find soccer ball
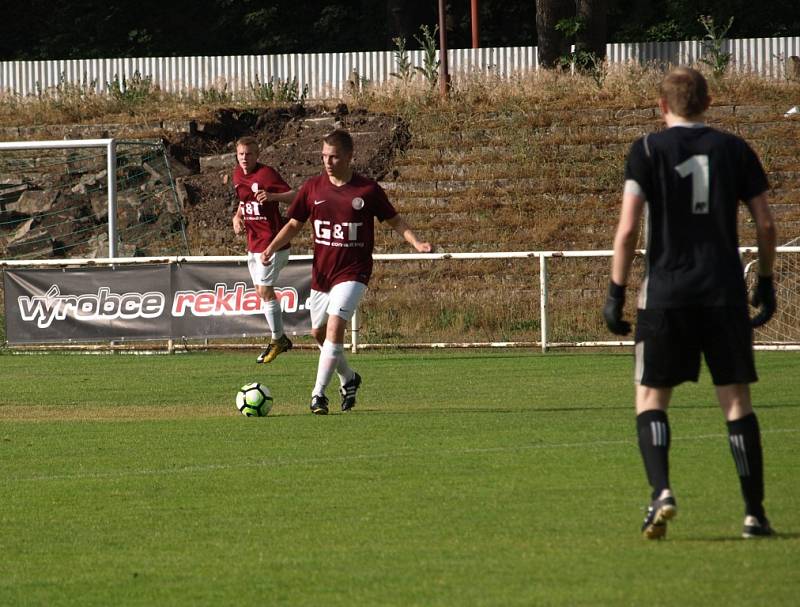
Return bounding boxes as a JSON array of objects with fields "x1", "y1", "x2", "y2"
[{"x1": 235, "y1": 382, "x2": 273, "y2": 417}]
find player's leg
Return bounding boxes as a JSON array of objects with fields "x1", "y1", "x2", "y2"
[
  {"x1": 312, "y1": 314, "x2": 354, "y2": 388},
  {"x1": 636, "y1": 385, "x2": 678, "y2": 539},
  {"x1": 251, "y1": 250, "x2": 292, "y2": 363},
  {"x1": 716, "y1": 384, "x2": 771, "y2": 536},
  {"x1": 636, "y1": 386, "x2": 674, "y2": 501},
  {"x1": 308, "y1": 289, "x2": 331, "y2": 414},
  {"x1": 310, "y1": 282, "x2": 365, "y2": 412},
  {"x1": 703, "y1": 306, "x2": 773, "y2": 537},
  {"x1": 634, "y1": 308, "x2": 698, "y2": 539},
  {"x1": 311, "y1": 315, "x2": 348, "y2": 409},
  {"x1": 329, "y1": 282, "x2": 364, "y2": 411}
]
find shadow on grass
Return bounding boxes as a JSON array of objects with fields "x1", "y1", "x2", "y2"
[
  {"x1": 366, "y1": 351, "x2": 635, "y2": 363},
  {"x1": 350, "y1": 404, "x2": 633, "y2": 415},
  {"x1": 678, "y1": 531, "x2": 799, "y2": 542}
]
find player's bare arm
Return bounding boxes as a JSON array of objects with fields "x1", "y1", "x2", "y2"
[
  {"x1": 386, "y1": 215, "x2": 433, "y2": 253},
  {"x1": 747, "y1": 191, "x2": 779, "y2": 327},
  {"x1": 265, "y1": 190, "x2": 297, "y2": 204},
  {"x1": 747, "y1": 192, "x2": 777, "y2": 277},
  {"x1": 260, "y1": 218, "x2": 304, "y2": 264},
  {"x1": 232, "y1": 207, "x2": 245, "y2": 235},
  {"x1": 611, "y1": 191, "x2": 644, "y2": 286},
  {"x1": 602, "y1": 190, "x2": 644, "y2": 335}
]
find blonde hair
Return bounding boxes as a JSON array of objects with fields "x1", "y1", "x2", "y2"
[
  {"x1": 235, "y1": 136, "x2": 259, "y2": 149},
  {"x1": 659, "y1": 67, "x2": 710, "y2": 119}
]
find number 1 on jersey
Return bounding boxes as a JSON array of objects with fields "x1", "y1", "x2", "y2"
[{"x1": 675, "y1": 155, "x2": 710, "y2": 214}]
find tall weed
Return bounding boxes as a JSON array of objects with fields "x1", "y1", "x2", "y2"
[
  {"x1": 699, "y1": 15, "x2": 734, "y2": 78},
  {"x1": 247, "y1": 75, "x2": 308, "y2": 104},
  {"x1": 107, "y1": 71, "x2": 158, "y2": 107},
  {"x1": 414, "y1": 24, "x2": 440, "y2": 89}
]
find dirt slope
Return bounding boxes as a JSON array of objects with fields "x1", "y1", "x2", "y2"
[{"x1": 165, "y1": 104, "x2": 407, "y2": 255}]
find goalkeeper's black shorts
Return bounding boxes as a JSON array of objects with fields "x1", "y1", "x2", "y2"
[{"x1": 634, "y1": 306, "x2": 757, "y2": 388}]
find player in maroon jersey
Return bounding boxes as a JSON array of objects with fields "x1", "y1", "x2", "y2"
[
  {"x1": 232, "y1": 136, "x2": 296, "y2": 364},
  {"x1": 262, "y1": 129, "x2": 433, "y2": 414}
]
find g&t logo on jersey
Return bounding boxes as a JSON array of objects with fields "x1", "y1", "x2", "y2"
[
  {"x1": 313, "y1": 220, "x2": 365, "y2": 248},
  {"x1": 241, "y1": 200, "x2": 263, "y2": 217}
]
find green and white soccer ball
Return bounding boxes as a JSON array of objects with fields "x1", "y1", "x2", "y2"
[{"x1": 235, "y1": 382, "x2": 273, "y2": 417}]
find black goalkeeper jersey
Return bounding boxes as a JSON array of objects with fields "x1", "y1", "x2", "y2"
[{"x1": 624, "y1": 124, "x2": 769, "y2": 309}]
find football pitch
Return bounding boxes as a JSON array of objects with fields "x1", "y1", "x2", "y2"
[{"x1": 1, "y1": 349, "x2": 798, "y2": 606}]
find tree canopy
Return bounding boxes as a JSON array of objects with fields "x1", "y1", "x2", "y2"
[{"x1": 1, "y1": 0, "x2": 798, "y2": 61}]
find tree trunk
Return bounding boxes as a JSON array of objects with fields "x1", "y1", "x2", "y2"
[
  {"x1": 386, "y1": 0, "x2": 407, "y2": 47},
  {"x1": 536, "y1": 0, "x2": 573, "y2": 69},
  {"x1": 575, "y1": 0, "x2": 607, "y2": 61}
]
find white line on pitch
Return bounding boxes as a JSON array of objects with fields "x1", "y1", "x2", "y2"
[{"x1": 9, "y1": 428, "x2": 799, "y2": 484}]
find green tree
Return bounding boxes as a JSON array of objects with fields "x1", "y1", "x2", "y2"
[{"x1": 1, "y1": 0, "x2": 799, "y2": 61}]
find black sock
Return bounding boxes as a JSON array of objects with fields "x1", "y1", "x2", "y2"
[
  {"x1": 727, "y1": 413, "x2": 765, "y2": 519},
  {"x1": 637, "y1": 410, "x2": 671, "y2": 501}
]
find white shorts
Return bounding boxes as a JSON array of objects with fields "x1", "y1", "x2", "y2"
[
  {"x1": 247, "y1": 249, "x2": 289, "y2": 287},
  {"x1": 309, "y1": 281, "x2": 367, "y2": 329}
]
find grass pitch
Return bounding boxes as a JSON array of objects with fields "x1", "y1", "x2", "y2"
[{"x1": 1, "y1": 349, "x2": 798, "y2": 606}]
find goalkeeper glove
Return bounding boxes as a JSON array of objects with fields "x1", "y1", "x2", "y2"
[
  {"x1": 750, "y1": 274, "x2": 776, "y2": 328},
  {"x1": 602, "y1": 281, "x2": 632, "y2": 335}
]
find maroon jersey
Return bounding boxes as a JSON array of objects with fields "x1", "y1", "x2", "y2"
[
  {"x1": 288, "y1": 173, "x2": 398, "y2": 291},
  {"x1": 233, "y1": 163, "x2": 291, "y2": 253}
]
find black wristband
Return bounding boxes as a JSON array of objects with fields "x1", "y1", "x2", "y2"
[{"x1": 608, "y1": 281, "x2": 626, "y2": 299}]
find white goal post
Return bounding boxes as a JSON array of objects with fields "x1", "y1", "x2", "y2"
[{"x1": 0, "y1": 139, "x2": 120, "y2": 257}]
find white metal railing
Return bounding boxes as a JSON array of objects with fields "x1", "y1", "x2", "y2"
[
  {"x1": 2, "y1": 37, "x2": 799, "y2": 99},
  {"x1": 3, "y1": 247, "x2": 798, "y2": 352}
]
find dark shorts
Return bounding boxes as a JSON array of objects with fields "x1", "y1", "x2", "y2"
[{"x1": 634, "y1": 306, "x2": 757, "y2": 387}]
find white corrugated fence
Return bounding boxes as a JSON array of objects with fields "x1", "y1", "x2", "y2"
[{"x1": 1, "y1": 37, "x2": 799, "y2": 99}]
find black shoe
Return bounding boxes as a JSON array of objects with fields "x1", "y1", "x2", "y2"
[
  {"x1": 340, "y1": 372, "x2": 362, "y2": 412},
  {"x1": 742, "y1": 514, "x2": 775, "y2": 538},
  {"x1": 641, "y1": 495, "x2": 677, "y2": 540},
  {"x1": 256, "y1": 335, "x2": 293, "y2": 364},
  {"x1": 310, "y1": 394, "x2": 329, "y2": 415}
]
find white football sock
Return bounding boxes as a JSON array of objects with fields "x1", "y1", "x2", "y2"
[
  {"x1": 313, "y1": 340, "x2": 342, "y2": 397},
  {"x1": 336, "y1": 351, "x2": 354, "y2": 387},
  {"x1": 263, "y1": 299, "x2": 283, "y2": 340}
]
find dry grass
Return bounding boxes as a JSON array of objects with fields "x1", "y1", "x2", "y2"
[
  {"x1": 0, "y1": 89, "x2": 210, "y2": 128},
  {"x1": 350, "y1": 62, "x2": 800, "y2": 116},
  {"x1": 4, "y1": 62, "x2": 797, "y2": 129}
]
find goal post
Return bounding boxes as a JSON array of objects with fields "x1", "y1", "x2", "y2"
[
  {"x1": 745, "y1": 238, "x2": 800, "y2": 346},
  {"x1": 0, "y1": 138, "x2": 188, "y2": 261},
  {"x1": 0, "y1": 139, "x2": 120, "y2": 256}
]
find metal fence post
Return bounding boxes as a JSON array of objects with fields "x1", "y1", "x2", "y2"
[
  {"x1": 539, "y1": 254, "x2": 548, "y2": 353},
  {"x1": 350, "y1": 306, "x2": 360, "y2": 353},
  {"x1": 106, "y1": 139, "x2": 118, "y2": 259}
]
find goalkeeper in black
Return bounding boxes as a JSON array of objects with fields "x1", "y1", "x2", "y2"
[{"x1": 603, "y1": 67, "x2": 778, "y2": 539}]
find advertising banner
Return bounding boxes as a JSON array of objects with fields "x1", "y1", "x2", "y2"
[
  {"x1": 169, "y1": 261, "x2": 312, "y2": 339},
  {"x1": 3, "y1": 261, "x2": 312, "y2": 344}
]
